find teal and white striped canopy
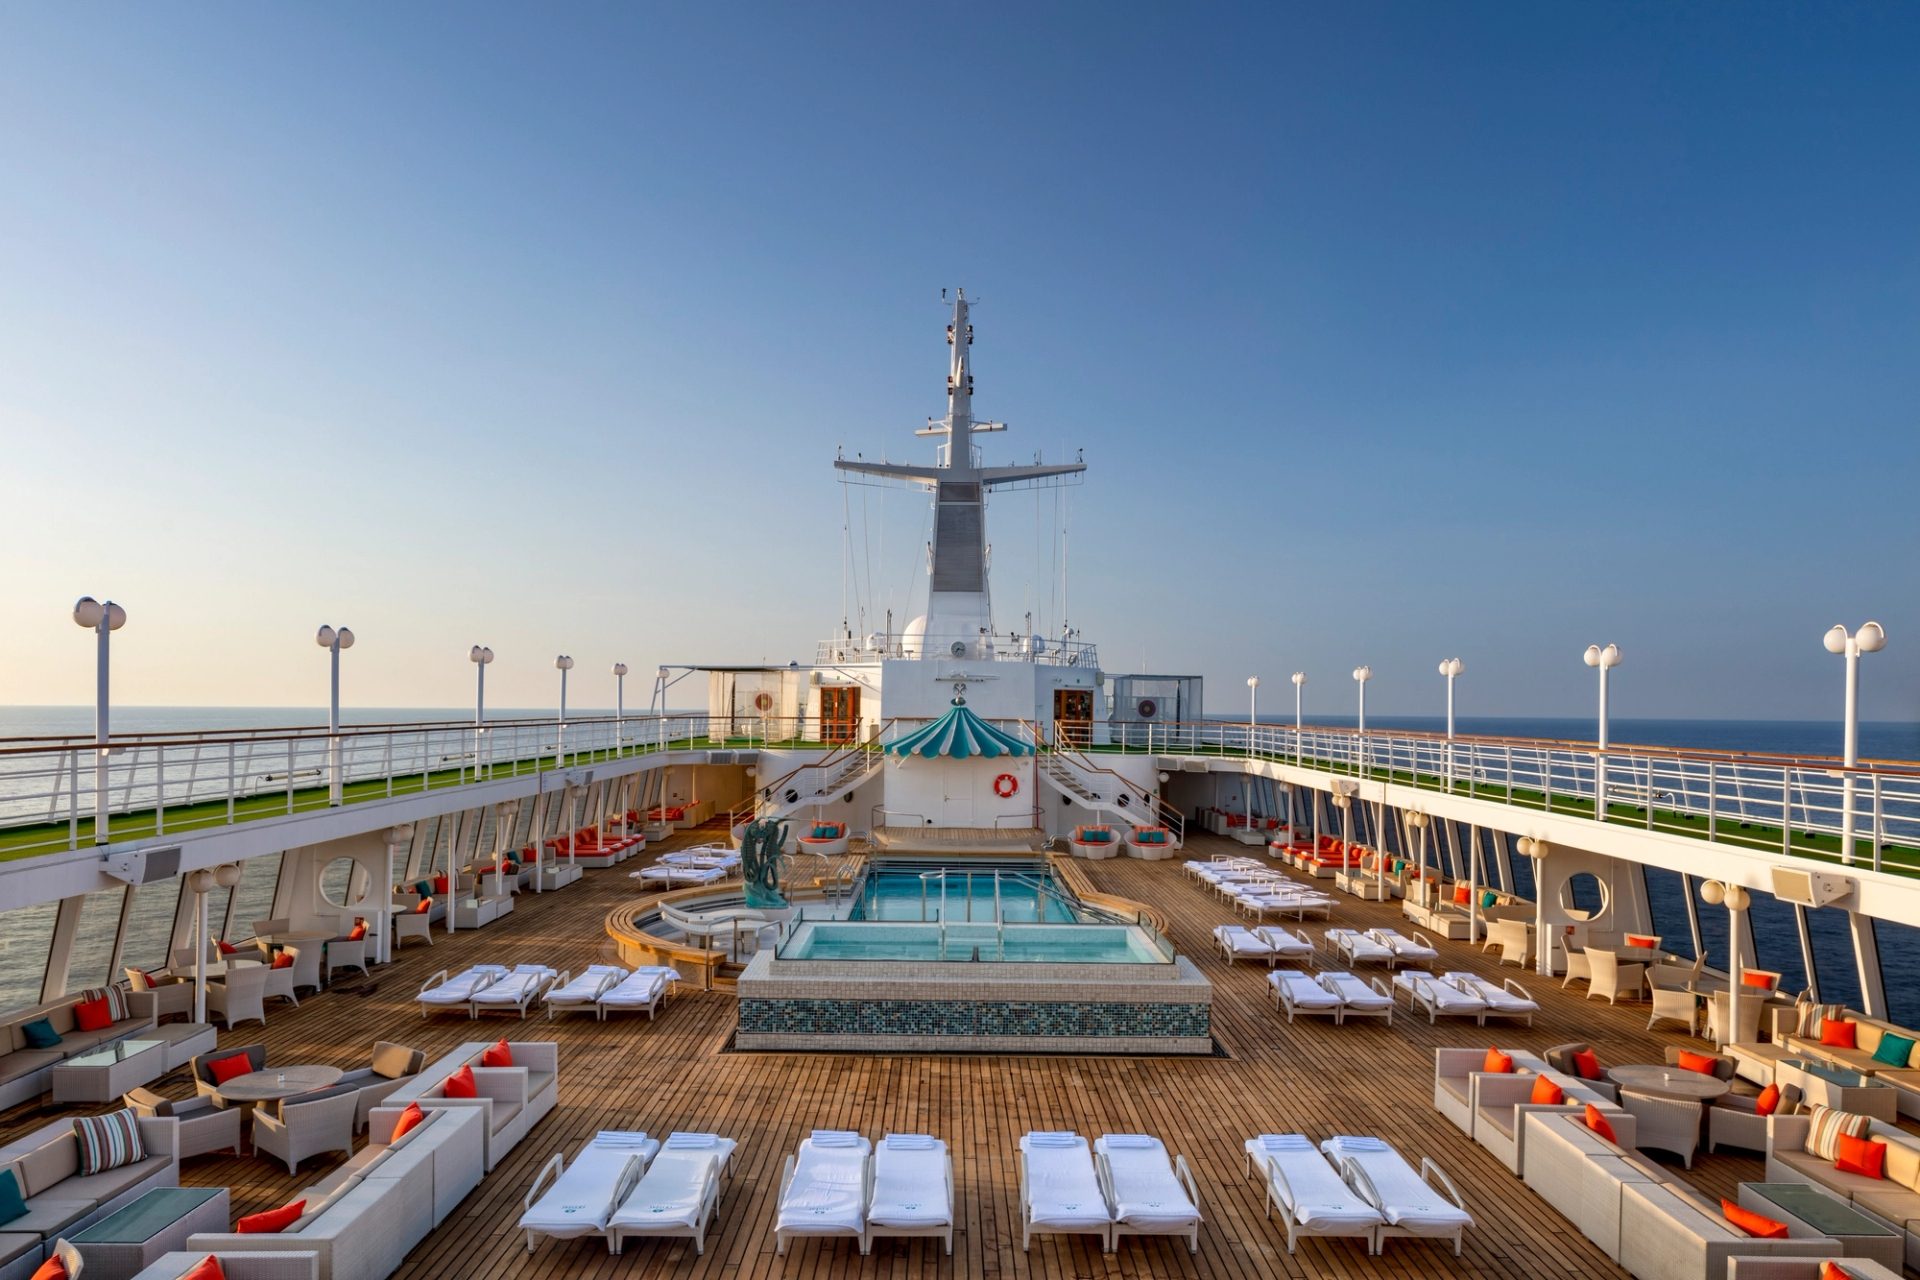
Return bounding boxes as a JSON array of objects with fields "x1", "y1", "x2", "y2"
[{"x1": 885, "y1": 699, "x2": 1034, "y2": 759}]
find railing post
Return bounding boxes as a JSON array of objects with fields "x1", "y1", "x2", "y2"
[
  {"x1": 1871, "y1": 775, "x2": 1883, "y2": 872},
  {"x1": 68, "y1": 750, "x2": 79, "y2": 850},
  {"x1": 225, "y1": 743, "x2": 236, "y2": 826},
  {"x1": 1707, "y1": 763, "x2": 1717, "y2": 843},
  {"x1": 1782, "y1": 772, "x2": 1793, "y2": 857},
  {"x1": 154, "y1": 745, "x2": 165, "y2": 834},
  {"x1": 286, "y1": 741, "x2": 295, "y2": 814}
]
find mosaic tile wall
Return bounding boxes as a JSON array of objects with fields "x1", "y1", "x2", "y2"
[{"x1": 737, "y1": 997, "x2": 1210, "y2": 1040}]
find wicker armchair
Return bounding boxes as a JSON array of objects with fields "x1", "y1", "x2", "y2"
[
  {"x1": 1541, "y1": 1042, "x2": 1620, "y2": 1103},
  {"x1": 1618, "y1": 1087, "x2": 1702, "y2": 1167},
  {"x1": 124, "y1": 1085, "x2": 243, "y2": 1158},
  {"x1": 207, "y1": 962, "x2": 270, "y2": 1029},
  {"x1": 251, "y1": 1086, "x2": 357, "y2": 1175},
  {"x1": 337, "y1": 1040, "x2": 426, "y2": 1131},
  {"x1": 191, "y1": 1043, "x2": 267, "y2": 1107},
  {"x1": 1646, "y1": 983, "x2": 1700, "y2": 1035},
  {"x1": 394, "y1": 905, "x2": 434, "y2": 948},
  {"x1": 125, "y1": 967, "x2": 194, "y2": 1021},
  {"x1": 325, "y1": 934, "x2": 369, "y2": 983},
  {"x1": 1586, "y1": 949, "x2": 1647, "y2": 1004},
  {"x1": 1707, "y1": 1083, "x2": 1801, "y2": 1154}
]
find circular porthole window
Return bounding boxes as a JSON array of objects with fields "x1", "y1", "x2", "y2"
[
  {"x1": 1138, "y1": 698, "x2": 1157, "y2": 718},
  {"x1": 1558, "y1": 871, "x2": 1608, "y2": 921},
  {"x1": 319, "y1": 856, "x2": 362, "y2": 908}
]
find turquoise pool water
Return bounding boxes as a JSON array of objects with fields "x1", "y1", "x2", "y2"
[
  {"x1": 848, "y1": 866, "x2": 1077, "y2": 923},
  {"x1": 782, "y1": 920, "x2": 1167, "y2": 963}
]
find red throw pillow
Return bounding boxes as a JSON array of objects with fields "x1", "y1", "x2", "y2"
[
  {"x1": 1821, "y1": 1019, "x2": 1859, "y2": 1049},
  {"x1": 433, "y1": 875, "x2": 450, "y2": 895},
  {"x1": 1483, "y1": 1047, "x2": 1514, "y2": 1074},
  {"x1": 271, "y1": 952, "x2": 294, "y2": 970},
  {"x1": 390, "y1": 1102, "x2": 426, "y2": 1142},
  {"x1": 28, "y1": 1254, "x2": 68, "y2": 1280},
  {"x1": 179, "y1": 1258, "x2": 227, "y2": 1280},
  {"x1": 414, "y1": 896, "x2": 432, "y2": 915},
  {"x1": 1530, "y1": 1076, "x2": 1566, "y2": 1106},
  {"x1": 442, "y1": 1064, "x2": 477, "y2": 1098},
  {"x1": 1453, "y1": 885, "x2": 1471, "y2": 905},
  {"x1": 1676, "y1": 1050, "x2": 1720, "y2": 1076},
  {"x1": 1835, "y1": 1133, "x2": 1888, "y2": 1179},
  {"x1": 236, "y1": 1199, "x2": 305, "y2": 1233},
  {"x1": 73, "y1": 997, "x2": 112, "y2": 1032},
  {"x1": 1584, "y1": 1104, "x2": 1618, "y2": 1144},
  {"x1": 1625, "y1": 934, "x2": 1657, "y2": 948},
  {"x1": 207, "y1": 1052, "x2": 255, "y2": 1085},
  {"x1": 1821, "y1": 1263, "x2": 1860, "y2": 1280},
  {"x1": 216, "y1": 940, "x2": 237, "y2": 955},
  {"x1": 1755, "y1": 1083, "x2": 1782, "y2": 1116},
  {"x1": 480, "y1": 1039, "x2": 513, "y2": 1068},
  {"x1": 143, "y1": 970, "x2": 162, "y2": 988},
  {"x1": 1720, "y1": 1199, "x2": 1789, "y2": 1239},
  {"x1": 347, "y1": 921, "x2": 367, "y2": 942},
  {"x1": 1742, "y1": 971, "x2": 1777, "y2": 990},
  {"x1": 1572, "y1": 1048, "x2": 1603, "y2": 1080}
]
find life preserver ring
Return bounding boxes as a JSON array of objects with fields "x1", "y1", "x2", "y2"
[
  {"x1": 993, "y1": 773, "x2": 1019, "y2": 798},
  {"x1": 752, "y1": 692, "x2": 774, "y2": 712}
]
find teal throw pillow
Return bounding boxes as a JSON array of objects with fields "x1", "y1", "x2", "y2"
[
  {"x1": 1873, "y1": 1031, "x2": 1916, "y2": 1068},
  {"x1": 0, "y1": 1169, "x2": 24, "y2": 1224},
  {"x1": 21, "y1": 1018, "x2": 60, "y2": 1050},
  {"x1": 1481, "y1": 891, "x2": 1499, "y2": 910}
]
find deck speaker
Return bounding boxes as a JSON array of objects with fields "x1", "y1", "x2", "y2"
[
  {"x1": 1769, "y1": 866, "x2": 1854, "y2": 909},
  {"x1": 103, "y1": 845, "x2": 182, "y2": 885}
]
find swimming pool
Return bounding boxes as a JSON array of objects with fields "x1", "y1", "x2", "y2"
[
  {"x1": 847, "y1": 861, "x2": 1079, "y2": 923},
  {"x1": 780, "y1": 920, "x2": 1169, "y2": 963}
]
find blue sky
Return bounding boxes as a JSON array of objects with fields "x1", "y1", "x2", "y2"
[{"x1": 1, "y1": 4, "x2": 1915, "y2": 723}]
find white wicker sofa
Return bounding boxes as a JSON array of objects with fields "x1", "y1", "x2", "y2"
[
  {"x1": 0, "y1": 1112, "x2": 180, "y2": 1275},
  {"x1": 0, "y1": 989, "x2": 161, "y2": 1109},
  {"x1": 1777, "y1": 1008, "x2": 1920, "y2": 1118},
  {"x1": 1766, "y1": 1111, "x2": 1920, "y2": 1270},
  {"x1": 131, "y1": 1253, "x2": 319, "y2": 1280},
  {"x1": 186, "y1": 1104, "x2": 483, "y2": 1280},
  {"x1": 381, "y1": 1040, "x2": 557, "y2": 1171}
]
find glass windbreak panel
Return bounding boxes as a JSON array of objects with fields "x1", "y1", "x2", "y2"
[
  {"x1": 121, "y1": 878, "x2": 182, "y2": 974},
  {"x1": 1805, "y1": 909, "x2": 1861, "y2": 1010},
  {"x1": 1873, "y1": 918, "x2": 1919, "y2": 1026},
  {"x1": 407, "y1": 817, "x2": 439, "y2": 880},
  {"x1": 0, "y1": 903, "x2": 59, "y2": 1016},
  {"x1": 201, "y1": 885, "x2": 234, "y2": 942},
  {"x1": 61, "y1": 887, "x2": 127, "y2": 995},
  {"x1": 225, "y1": 854, "x2": 283, "y2": 943},
  {"x1": 1642, "y1": 866, "x2": 1695, "y2": 960},
  {"x1": 1693, "y1": 877, "x2": 1730, "y2": 973},
  {"x1": 1505, "y1": 840, "x2": 1536, "y2": 901},
  {"x1": 319, "y1": 857, "x2": 356, "y2": 908},
  {"x1": 1743, "y1": 889, "x2": 1806, "y2": 994}
]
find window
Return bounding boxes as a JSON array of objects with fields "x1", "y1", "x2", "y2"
[
  {"x1": 0, "y1": 903, "x2": 60, "y2": 1016},
  {"x1": 1872, "y1": 917, "x2": 1919, "y2": 1025},
  {"x1": 405, "y1": 817, "x2": 438, "y2": 881},
  {"x1": 1693, "y1": 877, "x2": 1729, "y2": 973},
  {"x1": 1743, "y1": 889, "x2": 1806, "y2": 994},
  {"x1": 60, "y1": 887, "x2": 127, "y2": 995},
  {"x1": 199, "y1": 883, "x2": 235, "y2": 943},
  {"x1": 121, "y1": 877, "x2": 183, "y2": 974},
  {"x1": 1504, "y1": 835, "x2": 1536, "y2": 901},
  {"x1": 1642, "y1": 866, "x2": 1695, "y2": 960},
  {"x1": 319, "y1": 857, "x2": 359, "y2": 908},
  {"x1": 1806, "y1": 909, "x2": 1864, "y2": 1011},
  {"x1": 1560, "y1": 872, "x2": 1608, "y2": 920},
  {"x1": 224, "y1": 854, "x2": 284, "y2": 943}
]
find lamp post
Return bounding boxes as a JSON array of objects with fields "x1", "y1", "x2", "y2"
[
  {"x1": 1518, "y1": 836, "x2": 1551, "y2": 976},
  {"x1": 554, "y1": 655, "x2": 574, "y2": 765},
  {"x1": 469, "y1": 646, "x2": 493, "y2": 780},
  {"x1": 1246, "y1": 676, "x2": 1260, "y2": 751},
  {"x1": 316, "y1": 625, "x2": 354, "y2": 805},
  {"x1": 1291, "y1": 672, "x2": 1305, "y2": 765},
  {"x1": 1823, "y1": 622, "x2": 1886, "y2": 866},
  {"x1": 1406, "y1": 810, "x2": 1431, "y2": 907},
  {"x1": 1352, "y1": 666, "x2": 1372, "y2": 774},
  {"x1": 1438, "y1": 658, "x2": 1464, "y2": 791},
  {"x1": 1582, "y1": 644, "x2": 1622, "y2": 821},
  {"x1": 1699, "y1": 879, "x2": 1752, "y2": 1047},
  {"x1": 71, "y1": 597, "x2": 128, "y2": 844},
  {"x1": 614, "y1": 663, "x2": 630, "y2": 749}
]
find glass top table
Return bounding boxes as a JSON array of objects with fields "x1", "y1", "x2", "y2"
[
  {"x1": 1780, "y1": 1056, "x2": 1888, "y2": 1090},
  {"x1": 64, "y1": 1038, "x2": 163, "y2": 1068},
  {"x1": 72, "y1": 1188, "x2": 225, "y2": 1244}
]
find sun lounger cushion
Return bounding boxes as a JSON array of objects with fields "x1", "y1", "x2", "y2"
[
  {"x1": 1321, "y1": 1136, "x2": 1472, "y2": 1234},
  {"x1": 1270, "y1": 971, "x2": 1341, "y2": 1008},
  {"x1": 1214, "y1": 926, "x2": 1274, "y2": 956},
  {"x1": 1246, "y1": 1135, "x2": 1383, "y2": 1232},
  {"x1": 777, "y1": 1133, "x2": 870, "y2": 1236},
  {"x1": 520, "y1": 1136, "x2": 656, "y2": 1235},
  {"x1": 610, "y1": 1149, "x2": 716, "y2": 1231},
  {"x1": 547, "y1": 966, "x2": 626, "y2": 1003},
  {"x1": 1320, "y1": 972, "x2": 1391, "y2": 1009},
  {"x1": 600, "y1": 971, "x2": 669, "y2": 1007},
  {"x1": 868, "y1": 1135, "x2": 951, "y2": 1228},
  {"x1": 1095, "y1": 1135, "x2": 1198, "y2": 1229},
  {"x1": 1021, "y1": 1133, "x2": 1111, "y2": 1231}
]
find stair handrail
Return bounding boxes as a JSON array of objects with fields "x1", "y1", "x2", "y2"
[
  {"x1": 723, "y1": 724, "x2": 893, "y2": 834},
  {"x1": 1023, "y1": 722, "x2": 1186, "y2": 841}
]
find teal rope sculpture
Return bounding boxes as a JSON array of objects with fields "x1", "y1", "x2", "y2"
[{"x1": 741, "y1": 817, "x2": 790, "y2": 909}]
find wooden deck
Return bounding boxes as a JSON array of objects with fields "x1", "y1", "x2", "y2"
[{"x1": 0, "y1": 830, "x2": 1809, "y2": 1279}]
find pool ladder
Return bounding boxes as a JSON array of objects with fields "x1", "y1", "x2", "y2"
[{"x1": 918, "y1": 870, "x2": 1007, "y2": 960}]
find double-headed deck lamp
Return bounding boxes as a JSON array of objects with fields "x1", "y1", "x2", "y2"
[
  {"x1": 1246, "y1": 676, "x2": 1260, "y2": 734},
  {"x1": 1352, "y1": 666, "x2": 1372, "y2": 770},
  {"x1": 469, "y1": 646, "x2": 493, "y2": 777},
  {"x1": 1583, "y1": 644, "x2": 1622, "y2": 820},
  {"x1": 555, "y1": 655, "x2": 574, "y2": 762},
  {"x1": 1517, "y1": 836, "x2": 1552, "y2": 975},
  {"x1": 71, "y1": 597, "x2": 127, "y2": 844},
  {"x1": 1823, "y1": 622, "x2": 1886, "y2": 866},
  {"x1": 613, "y1": 663, "x2": 629, "y2": 737},
  {"x1": 1291, "y1": 672, "x2": 1306, "y2": 763},
  {"x1": 1438, "y1": 658, "x2": 1465, "y2": 789},
  {"x1": 316, "y1": 625, "x2": 354, "y2": 805},
  {"x1": 1699, "y1": 879, "x2": 1754, "y2": 1045}
]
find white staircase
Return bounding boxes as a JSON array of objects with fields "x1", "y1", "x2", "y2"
[{"x1": 1037, "y1": 750, "x2": 1184, "y2": 840}]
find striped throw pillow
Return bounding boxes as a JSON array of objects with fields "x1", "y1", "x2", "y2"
[
  {"x1": 78, "y1": 986, "x2": 129, "y2": 1021},
  {"x1": 1802, "y1": 1104, "x2": 1870, "y2": 1161},
  {"x1": 1800, "y1": 1002, "x2": 1846, "y2": 1038},
  {"x1": 73, "y1": 1108, "x2": 146, "y2": 1175}
]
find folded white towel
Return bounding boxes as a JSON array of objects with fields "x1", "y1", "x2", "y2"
[
  {"x1": 1101, "y1": 1134, "x2": 1157, "y2": 1149},
  {"x1": 595, "y1": 1130, "x2": 651, "y2": 1147},
  {"x1": 473, "y1": 964, "x2": 510, "y2": 973},
  {"x1": 810, "y1": 1129, "x2": 861, "y2": 1147},
  {"x1": 664, "y1": 1131, "x2": 716, "y2": 1149},
  {"x1": 882, "y1": 1133, "x2": 935, "y2": 1150},
  {"x1": 1330, "y1": 1135, "x2": 1388, "y2": 1151},
  {"x1": 1259, "y1": 1134, "x2": 1312, "y2": 1151},
  {"x1": 1025, "y1": 1132, "x2": 1081, "y2": 1147}
]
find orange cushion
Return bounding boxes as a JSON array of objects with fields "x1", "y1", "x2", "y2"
[
  {"x1": 271, "y1": 952, "x2": 294, "y2": 970},
  {"x1": 1584, "y1": 1104, "x2": 1617, "y2": 1144},
  {"x1": 1821, "y1": 1019, "x2": 1859, "y2": 1049},
  {"x1": 1720, "y1": 1198, "x2": 1789, "y2": 1239},
  {"x1": 1453, "y1": 885, "x2": 1471, "y2": 905},
  {"x1": 480, "y1": 1039, "x2": 513, "y2": 1068},
  {"x1": 1484, "y1": 1047, "x2": 1514, "y2": 1074},
  {"x1": 1625, "y1": 934, "x2": 1658, "y2": 948},
  {"x1": 347, "y1": 922, "x2": 367, "y2": 942},
  {"x1": 236, "y1": 1199, "x2": 305, "y2": 1233},
  {"x1": 1836, "y1": 1133, "x2": 1887, "y2": 1179},
  {"x1": 207, "y1": 1053, "x2": 255, "y2": 1085},
  {"x1": 73, "y1": 997, "x2": 112, "y2": 1032},
  {"x1": 28, "y1": 1254, "x2": 67, "y2": 1280},
  {"x1": 1821, "y1": 1263, "x2": 1860, "y2": 1280},
  {"x1": 414, "y1": 896, "x2": 432, "y2": 915},
  {"x1": 216, "y1": 940, "x2": 237, "y2": 955},
  {"x1": 179, "y1": 1258, "x2": 226, "y2": 1280},
  {"x1": 1742, "y1": 971, "x2": 1778, "y2": 990},
  {"x1": 433, "y1": 875, "x2": 450, "y2": 895},
  {"x1": 1676, "y1": 1050, "x2": 1720, "y2": 1076},
  {"x1": 390, "y1": 1102, "x2": 426, "y2": 1142},
  {"x1": 1530, "y1": 1076, "x2": 1566, "y2": 1106},
  {"x1": 1755, "y1": 1083, "x2": 1782, "y2": 1116},
  {"x1": 442, "y1": 1064, "x2": 477, "y2": 1098},
  {"x1": 1571, "y1": 1048, "x2": 1603, "y2": 1080}
]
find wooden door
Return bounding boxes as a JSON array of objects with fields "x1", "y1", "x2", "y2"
[
  {"x1": 1054, "y1": 688, "x2": 1094, "y2": 746},
  {"x1": 820, "y1": 687, "x2": 861, "y2": 743}
]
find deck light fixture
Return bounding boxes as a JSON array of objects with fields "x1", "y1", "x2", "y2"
[
  {"x1": 1823, "y1": 622, "x2": 1886, "y2": 866},
  {"x1": 470, "y1": 646, "x2": 493, "y2": 778},
  {"x1": 71, "y1": 596, "x2": 127, "y2": 844},
  {"x1": 555, "y1": 655, "x2": 574, "y2": 764},
  {"x1": 316, "y1": 625, "x2": 354, "y2": 806},
  {"x1": 1582, "y1": 644, "x2": 1622, "y2": 822},
  {"x1": 1699, "y1": 878, "x2": 1753, "y2": 1043},
  {"x1": 1291, "y1": 672, "x2": 1306, "y2": 764},
  {"x1": 1246, "y1": 675, "x2": 1260, "y2": 738},
  {"x1": 1352, "y1": 666, "x2": 1372, "y2": 771},
  {"x1": 1438, "y1": 658, "x2": 1465, "y2": 790},
  {"x1": 614, "y1": 663, "x2": 630, "y2": 743}
]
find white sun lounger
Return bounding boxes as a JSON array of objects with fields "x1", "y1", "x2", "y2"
[
  {"x1": 545, "y1": 965, "x2": 627, "y2": 1020},
  {"x1": 1236, "y1": 891, "x2": 1334, "y2": 921},
  {"x1": 1325, "y1": 928, "x2": 1395, "y2": 967},
  {"x1": 1444, "y1": 971, "x2": 1538, "y2": 1025},
  {"x1": 775, "y1": 1130, "x2": 872, "y2": 1256},
  {"x1": 661, "y1": 845, "x2": 739, "y2": 867},
  {"x1": 608, "y1": 1132, "x2": 736, "y2": 1255},
  {"x1": 1321, "y1": 1135, "x2": 1473, "y2": 1256},
  {"x1": 471, "y1": 964, "x2": 560, "y2": 1018},
  {"x1": 1019, "y1": 1132, "x2": 1113, "y2": 1251},
  {"x1": 865, "y1": 1133, "x2": 954, "y2": 1255},
  {"x1": 1253, "y1": 926, "x2": 1316, "y2": 961},
  {"x1": 416, "y1": 964, "x2": 508, "y2": 1017},
  {"x1": 1319, "y1": 971, "x2": 1394, "y2": 1024},
  {"x1": 518, "y1": 1131, "x2": 657, "y2": 1252},
  {"x1": 1213, "y1": 925, "x2": 1280, "y2": 965},
  {"x1": 1243, "y1": 1134, "x2": 1383, "y2": 1254},
  {"x1": 1094, "y1": 1134, "x2": 1201, "y2": 1254},
  {"x1": 1268, "y1": 969, "x2": 1343, "y2": 1023},
  {"x1": 636, "y1": 865, "x2": 730, "y2": 885},
  {"x1": 1393, "y1": 971, "x2": 1489, "y2": 1024},
  {"x1": 599, "y1": 967, "x2": 678, "y2": 1020},
  {"x1": 1368, "y1": 928, "x2": 1439, "y2": 966}
]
